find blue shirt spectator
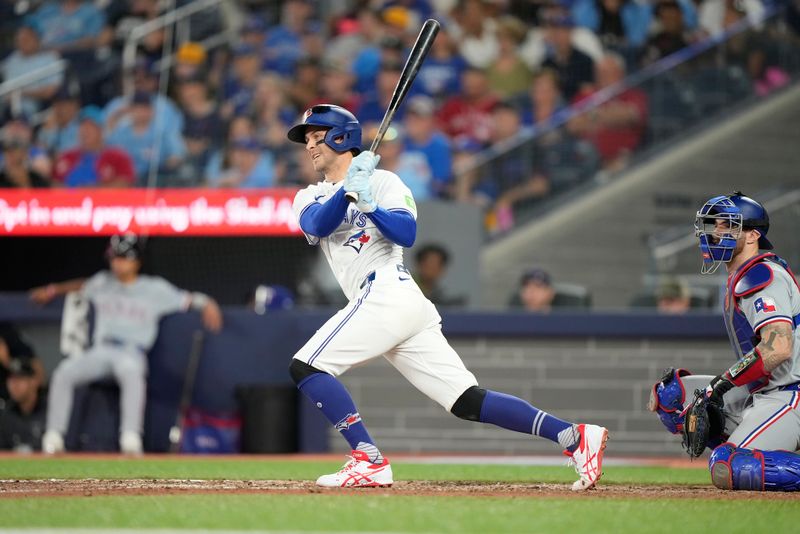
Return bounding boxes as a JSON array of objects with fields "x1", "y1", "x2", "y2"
[
  {"x1": 1, "y1": 25, "x2": 63, "y2": 116},
  {"x1": 402, "y1": 96, "x2": 453, "y2": 197},
  {"x1": 27, "y1": 0, "x2": 106, "y2": 50},
  {"x1": 205, "y1": 138, "x2": 275, "y2": 189},
  {"x1": 262, "y1": 0, "x2": 321, "y2": 76}
]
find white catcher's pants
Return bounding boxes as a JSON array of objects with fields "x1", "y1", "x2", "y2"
[{"x1": 293, "y1": 263, "x2": 479, "y2": 411}]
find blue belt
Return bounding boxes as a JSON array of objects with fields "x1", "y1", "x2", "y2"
[
  {"x1": 359, "y1": 271, "x2": 377, "y2": 289},
  {"x1": 794, "y1": 313, "x2": 800, "y2": 328},
  {"x1": 102, "y1": 337, "x2": 147, "y2": 354},
  {"x1": 778, "y1": 382, "x2": 800, "y2": 392}
]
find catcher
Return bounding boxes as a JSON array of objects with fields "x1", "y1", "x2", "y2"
[{"x1": 649, "y1": 192, "x2": 800, "y2": 491}]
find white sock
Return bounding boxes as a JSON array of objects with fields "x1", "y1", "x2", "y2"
[
  {"x1": 356, "y1": 441, "x2": 384, "y2": 464},
  {"x1": 557, "y1": 425, "x2": 581, "y2": 452}
]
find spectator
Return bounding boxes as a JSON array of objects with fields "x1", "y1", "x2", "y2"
[
  {"x1": 412, "y1": 243, "x2": 466, "y2": 307},
  {"x1": 0, "y1": 322, "x2": 46, "y2": 401},
  {"x1": 103, "y1": 58, "x2": 185, "y2": 137},
  {"x1": 510, "y1": 268, "x2": 557, "y2": 312},
  {"x1": 53, "y1": 106, "x2": 136, "y2": 188},
  {"x1": 221, "y1": 45, "x2": 263, "y2": 120},
  {"x1": 541, "y1": 9, "x2": 596, "y2": 100},
  {"x1": 357, "y1": 60, "x2": 407, "y2": 128},
  {"x1": 210, "y1": 137, "x2": 276, "y2": 189},
  {"x1": 402, "y1": 95, "x2": 454, "y2": 198},
  {"x1": 176, "y1": 76, "x2": 225, "y2": 150},
  {"x1": 699, "y1": 0, "x2": 764, "y2": 38},
  {"x1": 106, "y1": 92, "x2": 187, "y2": 184},
  {"x1": 1, "y1": 114, "x2": 52, "y2": 178},
  {"x1": 437, "y1": 67, "x2": 499, "y2": 148},
  {"x1": 262, "y1": 0, "x2": 323, "y2": 77},
  {"x1": 373, "y1": 126, "x2": 434, "y2": 201},
  {"x1": 324, "y1": 9, "x2": 383, "y2": 72},
  {"x1": 287, "y1": 56, "x2": 324, "y2": 112},
  {"x1": 173, "y1": 42, "x2": 208, "y2": 82},
  {"x1": 31, "y1": 234, "x2": 222, "y2": 455},
  {"x1": 317, "y1": 59, "x2": 361, "y2": 115},
  {"x1": 449, "y1": 0, "x2": 500, "y2": 68},
  {"x1": 1, "y1": 24, "x2": 63, "y2": 116},
  {"x1": 0, "y1": 136, "x2": 51, "y2": 188},
  {"x1": 476, "y1": 101, "x2": 549, "y2": 233},
  {"x1": 413, "y1": 24, "x2": 468, "y2": 103},
  {"x1": 26, "y1": 0, "x2": 110, "y2": 53},
  {"x1": 569, "y1": 53, "x2": 648, "y2": 172},
  {"x1": 514, "y1": 68, "x2": 568, "y2": 129},
  {"x1": 486, "y1": 15, "x2": 533, "y2": 99},
  {"x1": 642, "y1": 0, "x2": 696, "y2": 65},
  {"x1": 571, "y1": 0, "x2": 651, "y2": 51},
  {"x1": 352, "y1": 33, "x2": 406, "y2": 95},
  {"x1": 239, "y1": 17, "x2": 268, "y2": 58},
  {"x1": 37, "y1": 83, "x2": 81, "y2": 156},
  {"x1": 0, "y1": 358, "x2": 47, "y2": 452},
  {"x1": 656, "y1": 276, "x2": 692, "y2": 314},
  {"x1": 250, "y1": 74, "x2": 297, "y2": 154}
]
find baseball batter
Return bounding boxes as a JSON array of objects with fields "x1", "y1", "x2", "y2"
[
  {"x1": 287, "y1": 104, "x2": 608, "y2": 490},
  {"x1": 31, "y1": 234, "x2": 222, "y2": 454},
  {"x1": 650, "y1": 192, "x2": 800, "y2": 491}
]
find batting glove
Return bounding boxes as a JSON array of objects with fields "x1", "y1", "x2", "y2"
[
  {"x1": 346, "y1": 151, "x2": 381, "y2": 181},
  {"x1": 344, "y1": 170, "x2": 376, "y2": 213}
]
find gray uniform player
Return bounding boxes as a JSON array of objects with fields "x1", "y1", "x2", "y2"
[
  {"x1": 31, "y1": 234, "x2": 222, "y2": 454},
  {"x1": 650, "y1": 192, "x2": 800, "y2": 491}
]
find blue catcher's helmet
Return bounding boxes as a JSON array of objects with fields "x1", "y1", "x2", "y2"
[
  {"x1": 287, "y1": 104, "x2": 362, "y2": 153},
  {"x1": 695, "y1": 191, "x2": 771, "y2": 274}
]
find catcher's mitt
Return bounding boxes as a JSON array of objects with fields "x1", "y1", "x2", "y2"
[{"x1": 682, "y1": 389, "x2": 726, "y2": 458}]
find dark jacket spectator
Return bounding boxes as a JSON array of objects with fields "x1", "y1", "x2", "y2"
[{"x1": 0, "y1": 358, "x2": 47, "y2": 452}]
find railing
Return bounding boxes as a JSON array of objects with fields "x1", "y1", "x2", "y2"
[
  {"x1": 0, "y1": 59, "x2": 67, "y2": 117},
  {"x1": 462, "y1": 4, "x2": 797, "y2": 236},
  {"x1": 121, "y1": 0, "x2": 229, "y2": 95}
]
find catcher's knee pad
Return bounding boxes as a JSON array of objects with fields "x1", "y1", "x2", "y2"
[
  {"x1": 451, "y1": 386, "x2": 487, "y2": 421},
  {"x1": 709, "y1": 444, "x2": 800, "y2": 491},
  {"x1": 647, "y1": 368, "x2": 692, "y2": 434},
  {"x1": 289, "y1": 359, "x2": 325, "y2": 385}
]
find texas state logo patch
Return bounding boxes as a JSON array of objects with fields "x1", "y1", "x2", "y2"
[{"x1": 754, "y1": 296, "x2": 777, "y2": 313}]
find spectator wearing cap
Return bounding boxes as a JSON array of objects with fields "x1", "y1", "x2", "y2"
[
  {"x1": 510, "y1": 268, "x2": 557, "y2": 312},
  {"x1": 413, "y1": 24, "x2": 468, "y2": 103},
  {"x1": 569, "y1": 53, "x2": 648, "y2": 172},
  {"x1": 103, "y1": 58, "x2": 185, "y2": 136},
  {"x1": 448, "y1": 0, "x2": 500, "y2": 69},
  {"x1": 0, "y1": 135, "x2": 50, "y2": 188},
  {"x1": 541, "y1": 9, "x2": 596, "y2": 101},
  {"x1": 173, "y1": 42, "x2": 208, "y2": 82},
  {"x1": 209, "y1": 137, "x2": 275, "y2": 189},
  {"x1": 1, "y1": 24, "x2": 63, "y2": 116},
  {"x1": 0, "y1": 322, "x2": 45, "y2": 402},
  {"x1": 656, "y1": 276, "x2": 692, "y2": 314},
  {"x1": 0, "y1": 357, "x2": 48, "y2": 451},
  {"x1": 356, "y1": 60, "x2": 409, "y2": 128},
  {"x1": 352, "y1": 33, "x2": 407, "y2": 96},
  {"x1": 53, "y1": 106, "x2": 136, "y2": 188},
  {"x1": 486, "y1": 15, "x2": 533, "y2": 99},
  {"x1": 26, "y1": 0, "x2": 111, "y2": 53},
  {"x1": 37, "y1": 83, "x2": 81, "y2": 156},
  {"x1": 1, "y1": 114, "x2": 52, "y2": 178},
  {"x1": 221, "y1": 44, "x2": 263, "y2": 120},
  {"x1": 642, "y1": 1, "x2": 696, "y2": 65},
  {"x1": 374, "y1": 125, "x2": 434, "y2": 200},
  {"x1": 437, "y1": 67, "x2": 499, "y2": 148},
  {"x1": 106, "y1": 92, "x2": 187, "y2": 183},
  {"x1": 263, "y1": 0, "x2": 323, "y2": 77},
  {"x1": 402, "y1": 95, "x2": 453, "y2": 198}
]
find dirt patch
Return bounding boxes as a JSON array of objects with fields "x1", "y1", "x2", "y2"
[{"x1": 0, "y1": 479, "x2": 794, "y2": 499}]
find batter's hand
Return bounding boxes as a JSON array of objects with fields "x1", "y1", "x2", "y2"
[
  {"x1": 202, "y1": 300, "x2": 223, "y2": 333},
  {"x1": 345, "y1": 170, "x2": 376, "y2": 213},
  {"x1": 346, "y1": 151, "x2": 380, "y2": 180}
]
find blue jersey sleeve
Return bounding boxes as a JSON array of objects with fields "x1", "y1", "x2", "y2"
[
  {"x1": 367, "y1": 207, "x2": 416, "y2": 248},
  {"x1": 299, "y1": 187, "x2": 349, "y2": 238}
]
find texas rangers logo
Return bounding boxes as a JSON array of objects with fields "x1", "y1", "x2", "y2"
[
  {"x1": 335, "y1": 412, "x2": 362, "y2": 431},
  {"x1": 754, "y1": 297, "x2": 776, "y2": 313},
  {"x1": 344, "y1": 230, "x2": 370, "y2": 253}
]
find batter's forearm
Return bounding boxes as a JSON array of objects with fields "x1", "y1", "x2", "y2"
[
  {"x1": 366, "y1": 208, "x2": 416, "y2": 248},
  {"x1": 299, "y1": 188, "x2": 349, "y2": 238}
]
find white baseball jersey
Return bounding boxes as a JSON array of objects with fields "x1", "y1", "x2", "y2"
[
  {"x1": 292, "y1": 169, "x2": 478, "y2": 411},
  {"x1": 293, "y1": 170, "x2": 418, "y2": 301},
  {"x1": 83, "y1": 271, "x2": 190, "y2": 351}
]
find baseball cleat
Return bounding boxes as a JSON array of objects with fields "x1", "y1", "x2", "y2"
[
  {"x1": 564, "y1": 424, "x2": 609, "y2": 491},
  {"x1": 41, "y1": 430, "x2": 64, "y2": 455},
  {"x1": 316, "y1": 450, "x2": 393, "y2": 488}
]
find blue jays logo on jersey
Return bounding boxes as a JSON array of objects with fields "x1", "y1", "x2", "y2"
[
  {"x1": 344, "y1": 230, "x2": 370, "y2": 253},
  {"x1": 754, "y1": 297, "x2": 777, "y2": 313}
]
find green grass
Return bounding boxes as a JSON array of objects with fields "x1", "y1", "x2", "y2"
[{"x1": 1, "y1": 456, "x2": 797, "y2": 533}]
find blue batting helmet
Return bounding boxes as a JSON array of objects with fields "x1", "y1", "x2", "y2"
[
  {"x1": 695, "y1": 191, "x2": 771, "y2": 274},
  {"x1": 287, "y1": 104, "x2": 362, "y2": 153}
]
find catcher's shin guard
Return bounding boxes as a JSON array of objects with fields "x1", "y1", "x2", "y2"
[
  {"x1": 648, "y1": 368, "x2": 692, "y2": 434},
  {"x1": 709, "y1": 444, "x2": 800, "y2": 491}
]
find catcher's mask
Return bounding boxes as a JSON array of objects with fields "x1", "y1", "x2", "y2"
[{"x1": 694, "y1": 191, "x2": 771, "y2": 274}]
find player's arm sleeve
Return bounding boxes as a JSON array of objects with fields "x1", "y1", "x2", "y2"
[
  {"x1": 296, "y1": 187, "x2": 349, "y2": 240},
  {"x1": 366, "y1": 208, "x2": 416, "y2": 248},
  {"x1": 152, "y1": 278, "x2": 192, "y2": 316}
]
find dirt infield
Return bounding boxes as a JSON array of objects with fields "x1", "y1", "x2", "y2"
[{"x1": 0, "y1": 478, "x2": 794, "y2": 499}]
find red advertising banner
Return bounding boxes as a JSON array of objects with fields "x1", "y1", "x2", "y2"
[{"x1": 0, "y1": 189, "x2": 303, "y2": 236}]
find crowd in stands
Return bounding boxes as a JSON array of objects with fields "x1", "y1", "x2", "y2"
[{"x1": 0, "y1": 0, "x2": 797, "y2": 233}]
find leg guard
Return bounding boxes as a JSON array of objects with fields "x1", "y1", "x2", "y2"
[
  {"x1": 450, "y1": 386, "x2": 487, "y2": 421},
  {"x1": 647, "y1": 368, "x2": 692, "y2": 434},
  {"x1": 709, "y1": 443, "x2": 800, "y2": 491}
]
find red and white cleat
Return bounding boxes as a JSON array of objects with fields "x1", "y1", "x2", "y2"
[
  {"x1": 564, "y1": 424, "x2": 609, "y2": 491},
  {"x1": 316, "y1": 450, "x2": 393, "y2": 488}
]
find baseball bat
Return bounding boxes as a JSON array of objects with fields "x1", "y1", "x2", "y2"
[
  {"x1": 168, "y1": 329, "x2": 205, "y2": 453},
  {"x1": 346, "y1": 18, "x2": 440, "y2": 203}
]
